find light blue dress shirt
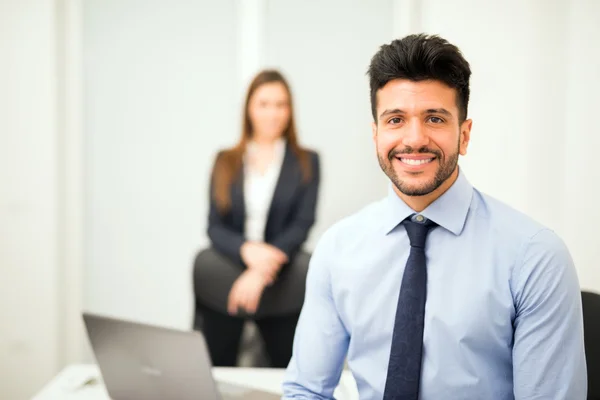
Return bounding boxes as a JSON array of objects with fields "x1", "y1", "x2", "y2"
[{"x1": 282, "y1": 170, "x2": 587, "y2": 399}]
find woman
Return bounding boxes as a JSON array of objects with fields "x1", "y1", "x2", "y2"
[{"x1": 193, "y1": 70, "x2": 320, "y2": 368}]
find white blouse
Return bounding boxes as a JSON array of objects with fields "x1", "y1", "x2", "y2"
[{"x1": 243, "y1": 138, "x2": 286, "y2": 242}]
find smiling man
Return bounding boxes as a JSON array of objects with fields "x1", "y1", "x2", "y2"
[{"x1": 282, "y1": 34, "x2": 587, "y2": 400}]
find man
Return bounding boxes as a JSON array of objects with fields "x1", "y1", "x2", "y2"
[{"x1": 281, "y1": 34, "x2": 587, "y2": 399}]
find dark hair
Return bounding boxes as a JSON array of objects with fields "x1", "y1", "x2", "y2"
[
  {"x1": 367, "y1": 33, "x2": 471, "y2": 123},
  {"x1": 212, "y1": 69, "x2": 312, "y2": 213}
]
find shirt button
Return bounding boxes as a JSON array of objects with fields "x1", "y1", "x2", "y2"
[{"x1": 415, "y1": 214, "x2": 425, "y2": 222}]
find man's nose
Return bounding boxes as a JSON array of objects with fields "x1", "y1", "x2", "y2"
[{"x1": 401, "y1": 120, "x2": 429, "y2": 149}]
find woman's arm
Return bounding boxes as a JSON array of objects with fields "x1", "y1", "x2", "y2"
[{"x1": 270, "y1": 151, "x2": 321, "y2": 259}]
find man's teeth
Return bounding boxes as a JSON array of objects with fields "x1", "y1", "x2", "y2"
[{"x1": 400, "y1": 158, "x2": 433, "y2": 165}]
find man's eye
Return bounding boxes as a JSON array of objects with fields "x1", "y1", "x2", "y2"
[
  {"x1": 429, "y1": 116, "x2": 444, "y2": 123},
  {"x1": 389, "y1": 117, "x2": 402, "y2": 124}
]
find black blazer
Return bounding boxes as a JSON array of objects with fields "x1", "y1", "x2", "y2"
[{"x1": 207, "y1": 144, "x2": 320, "y2": 266}]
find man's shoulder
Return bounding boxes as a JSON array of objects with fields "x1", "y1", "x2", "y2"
[
  {"x1": 475, "y1": 189, "x2": 547, "y2": 235},
  {"x1": 474, "y1": 189, "x2": 568, "y2": 255},
  {"x1": 316, "y1": 197, "x2": 388, "y2": 248}
]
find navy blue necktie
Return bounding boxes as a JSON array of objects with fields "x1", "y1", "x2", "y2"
[{"x1": 383, "y1": 215, "x2": 437, "y2": 400}]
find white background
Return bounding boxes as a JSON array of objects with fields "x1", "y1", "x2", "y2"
[{"x1": 1, "y1": 0, "x2": 599, "y2": 398}]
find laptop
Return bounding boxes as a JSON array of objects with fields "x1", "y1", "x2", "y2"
[{"x1": 82, "y1": 312, "x2": 281, "y2": 400}]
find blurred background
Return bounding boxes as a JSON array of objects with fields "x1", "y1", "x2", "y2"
[{"x1": 1, "y1": 0, "x2": 599, "y2": 398}]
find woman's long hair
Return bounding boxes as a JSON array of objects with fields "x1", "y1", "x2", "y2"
[{"x1": 212, "y1": 70, "x2": 312, "y2": 214}]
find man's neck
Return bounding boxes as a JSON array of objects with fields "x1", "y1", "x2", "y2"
[{"x1": 393, "y1": 168, "x2": 459, "y2": 212}]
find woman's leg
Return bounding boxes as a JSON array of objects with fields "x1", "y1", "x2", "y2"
[
  {"x1": 196, "y1": 301, "x2": 245, "y2": 367},
  {"x1": 255, "y1": 312, "x2": 301, "y2": 368}
]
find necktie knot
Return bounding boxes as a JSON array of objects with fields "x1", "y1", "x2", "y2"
[{"x1": 403, "y1": 215, "x2": 437, "y2": 249}]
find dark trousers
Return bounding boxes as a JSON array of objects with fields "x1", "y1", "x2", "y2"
[{"x1": 195, "y1": 301, "x2": 300, "y2": 368}]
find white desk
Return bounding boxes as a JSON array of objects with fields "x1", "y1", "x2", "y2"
[{"x1": 32, "y1": 364, "x2": 359, "y2": 399}]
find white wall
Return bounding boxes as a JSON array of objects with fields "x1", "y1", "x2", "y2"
[
  {"x1": 82, "y1": 0, "x2": 239, "y2": 329},
  {"x1": 563, "y1": 0, "x2": 600, "y2": 291},
  {"x1": 0, "y1": 1, "x2": 60, "y2": 399}
]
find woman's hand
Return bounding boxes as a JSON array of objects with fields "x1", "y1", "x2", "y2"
[
  {"x1": 240, "y1": 241, "x2": 288, "y2": 284},
  {"x1": 227, "y1": 269, "x2": 270, "y2": 315}
]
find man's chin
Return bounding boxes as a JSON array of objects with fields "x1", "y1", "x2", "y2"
[
  {"x1": 393, "y1": 179, "x2": 438, "y2": 197},
  {"x1": 400, "y1": 188, "x2": 436, "y2": 197}
]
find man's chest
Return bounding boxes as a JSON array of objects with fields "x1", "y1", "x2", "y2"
[{"x1": 330, "y1": 234, "x2": 517, "y2": 352}]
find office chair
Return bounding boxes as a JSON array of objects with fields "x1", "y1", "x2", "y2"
[{"x1": 582, "y1": 290, "x2": 600, "y2": 400}]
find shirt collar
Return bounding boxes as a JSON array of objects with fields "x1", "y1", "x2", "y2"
[{"x1": 383, "y1": 167, "x2": 473, "y2": 236}]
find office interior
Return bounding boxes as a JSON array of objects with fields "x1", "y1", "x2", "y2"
[{"x1": 1, "y1": 0, "x2": 599, "y2": 399}]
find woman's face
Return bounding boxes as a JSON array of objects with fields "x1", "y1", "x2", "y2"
[{"x1": 247, "y1": 81, "x2": 291, "y2": 142}]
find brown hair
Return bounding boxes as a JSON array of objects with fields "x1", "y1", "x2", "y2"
[{"x1": 212, "y1": 69, "x2": 312, "y2": 213}]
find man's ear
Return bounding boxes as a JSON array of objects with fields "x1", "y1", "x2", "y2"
[{"x1": 459, "y1": 119, "x2": 472, "y2": 156}]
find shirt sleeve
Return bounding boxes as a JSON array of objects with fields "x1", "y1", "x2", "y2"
[
  {"x1": 281, "y1": 228, "x2": 350, "y2": 399},
  {"x1": 511, "y1": 228, "x2": 587, "y2": 399}
]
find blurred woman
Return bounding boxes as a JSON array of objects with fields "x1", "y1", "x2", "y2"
[{"x1": 192, "y1": 70, "x2": 320, "y2": 368}]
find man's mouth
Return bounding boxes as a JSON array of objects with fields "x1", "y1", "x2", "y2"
[{"x1": 396, "y1": 157, "x2": 436, "y2": 166}]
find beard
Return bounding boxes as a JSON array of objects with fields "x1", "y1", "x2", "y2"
[{"x1": 377, "y1": 143, "x2": 459, "y2": 197}]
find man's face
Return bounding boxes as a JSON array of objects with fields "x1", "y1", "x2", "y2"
[{"x1": 372, "y1": 79, "x2": 472, "y2": 197}]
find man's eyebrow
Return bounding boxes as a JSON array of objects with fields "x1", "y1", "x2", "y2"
[
  {"x1": 425, "y1": 108, "x2": 452, "y2": 116},
  {"x1": 379, "y1": 109, "x2": 405, "y2": 119}
]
